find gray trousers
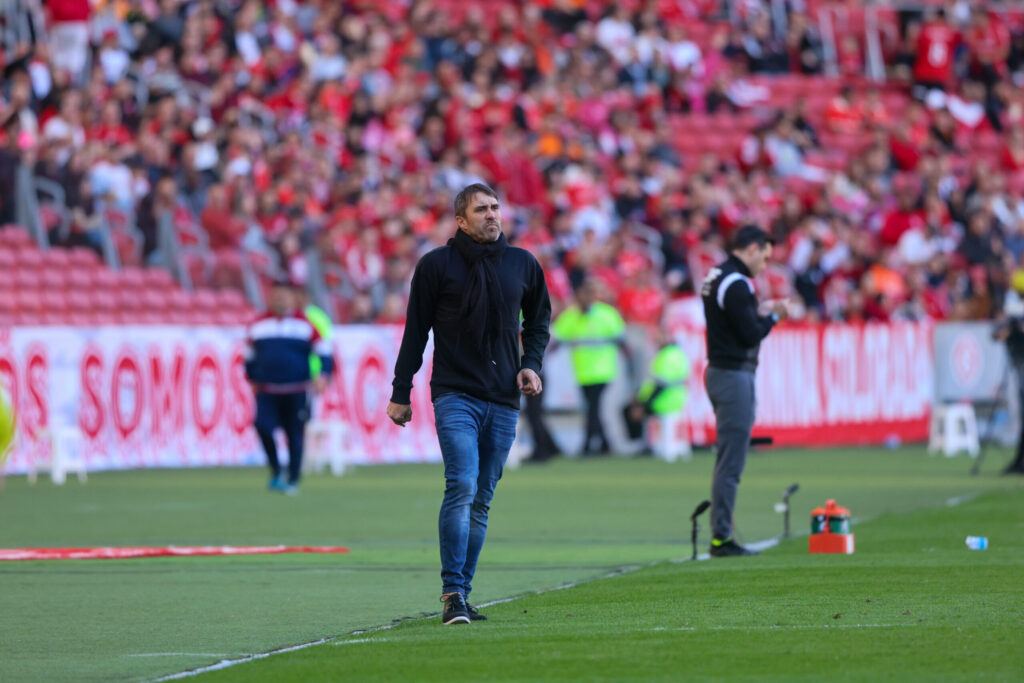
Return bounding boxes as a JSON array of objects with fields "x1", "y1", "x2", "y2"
[{"x1": 705, "y1": 366, "x2": 756, "y2": 541}]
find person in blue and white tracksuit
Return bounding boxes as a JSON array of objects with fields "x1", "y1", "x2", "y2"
[{"x1": 244, "y1": 280, "x2": 334, "y2": 494}]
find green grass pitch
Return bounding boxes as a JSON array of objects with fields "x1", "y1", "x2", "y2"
[{"x1": 0, "y1": 446, "x2": 1021, "y2": 682}]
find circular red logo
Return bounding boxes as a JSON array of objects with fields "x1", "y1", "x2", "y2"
[{"x1": 951, "y1": 334, "x2": 982, "y2": 388}]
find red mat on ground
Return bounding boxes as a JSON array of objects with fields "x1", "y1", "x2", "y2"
[{"x1": 0, "y1": 546, "x2": 350, "y2": 561}]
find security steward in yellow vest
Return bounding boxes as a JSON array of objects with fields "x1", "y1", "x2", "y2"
[
  {"x1": 627, "y1": 332, "x2": 690, "y2": 442},
  {"x1": 552, "y1": 280, "x2": 630, "y2": 455}
]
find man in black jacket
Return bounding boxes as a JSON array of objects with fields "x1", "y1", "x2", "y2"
[
  {"x1": 387, "y1": 183, "x2": 551, "y2": 624},
  {"x1": 700, "y1": 225, "x2": 788, "y2": 557}
]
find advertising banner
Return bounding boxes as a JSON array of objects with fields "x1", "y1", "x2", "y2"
[
  {"x1": 0, "y1": 325, "x2": 439, "y2": 475},
  {"x1": 663, "y1": 298, "x2": 934, "y2": 447},
  {"x1": 0, "y1": 309, "x2": 936, "y2": 475}
]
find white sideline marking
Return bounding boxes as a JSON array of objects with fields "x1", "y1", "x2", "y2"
[
  {"x1": 151, "y1": 566, "x2": 646, "y2": 681},
  {"x1": 651, "y1": 623, "x2": 917, "y2": 632},
  {"x1": 153, "y1": 494, "x2": 980, "y2": 681},
  {"x1": 945, "y1": 493, "x2": 978, "y2": 507},
  {"x1": 127, "y1": 653, "x2": 230, "y2": 658},
  {"x1": 151, "y1": 639, "x2": 334, "y2": 681},
  {"x1": 332, "y1": 638, "x2": 389, "y2": 646}
]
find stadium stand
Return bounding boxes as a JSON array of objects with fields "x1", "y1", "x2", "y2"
[
  {"x1": 0, "y1": 223, "x2": 251, "y2": 326},
  {"x1": 2, "y1": 0, "x2": 1024, "y2": 325}
]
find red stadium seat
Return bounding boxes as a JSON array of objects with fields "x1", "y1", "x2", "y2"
[
  {"x1": 39, "y1": 268, "x2": 67, "y2": 290},
  {"x1": 65, "y1": 289, "x2": 91, "y2": 313},
  {"x1": 91, "y1": 290, "x2": 118, "y2": 316},
  {"x1": 14, "y1": 269, "x2": 42, "y2": 290},
  {"x1": 0, "y1": 287, "x2": 15, "y2": 316},
  {"x1": 15, "y1": 290, "x2": 43, "y2": 315},
  {"x1": 41, "y1": 248, "x2": 72, "y2": 268},
  {"x1": 117, "y1": 287, "x2": 145, "y2": 316},
  {"x1": 93, "y1": 269, "x2": 120, "y2": 292},
  {"x1": 0, "y1": 225, "x2": 33, "y2": 247},
  {"x1": 67, "y1": 247, "x2": 100, "y2": 267},
  {"x1": 216, "y1": 288, "x2": 249, "y2": 311},
  {"x1": 142, "y1": 268, "x2": 176, "y2": 290},
  {"x1": 65, "y1": 267, "x2": 95, "y2": 291},
  {"x1": 211, "y1": 250, "x2": 245, "y2": 290},
  {"x1": 118, "y1": 267, "x2": 147, "y2": 290},
  {"x1": 39, "y1": 290, "x2": 68, "y2": 325},
  {"x1": 14, "y1": 247, "x2": 44, "y2": 269}
]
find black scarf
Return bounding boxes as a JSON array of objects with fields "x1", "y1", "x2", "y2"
[{"x1": 448, "y1": 229, "x2": 508, "y2": 359}]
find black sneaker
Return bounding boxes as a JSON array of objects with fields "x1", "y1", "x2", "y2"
[
  {"x1": 709, "y1": 539, "x2": 760, "y2": 558},
  {"x1": 441, "y1": 593, "x2": 470, "y2": 625},
  {"x1": 466, "y1": 602, "x2": 488, "y2": 621}
]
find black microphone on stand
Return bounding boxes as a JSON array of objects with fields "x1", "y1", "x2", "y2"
[
  {"x1": 690, "y1": 500, "x2": 711, "y2": 560},
  {"x1": 781, "y1": 484, "x2": 799, "y2": 539}
]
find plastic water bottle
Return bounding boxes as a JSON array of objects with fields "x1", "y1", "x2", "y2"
[{"x1": 965, "y1": 536, "x2": 989, "y2": 550}]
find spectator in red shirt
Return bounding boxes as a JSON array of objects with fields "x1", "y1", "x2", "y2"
[
  {"x1": 965, "y1": 7, "x2": 1010, "y2": 88},
  {"x1": 913, "y1": 9, "x2": 959, "y2": 92},
  {"x1": 617, "y1": 269, "x2": 665, "y2": 327},
  {"x1": 201, "y1": 184, "x2": 246, "y2": 250},
  {"x1": 824, "y1": 87, "x2": 863, "y2": 135},
  {"x1": 889, "y1": 121, "x2": 921, "y2": 171},
  {"x1": 88, "y1": 101, "x2": 133, "y2": 147},
  {"x1": 880, "y1": 181, "x2": 926, "y2": 247},
  {"x1": 46, "y1": 0, "x2": 90, "y2": 82}
]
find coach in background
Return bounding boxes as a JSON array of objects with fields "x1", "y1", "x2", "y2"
[
  {"x1": 993, "y1": 292, "x2": 1024, "y2": 475},
  {"x1": 245, "y1": 280, "x2": 334, "y2": 495},
  {"x1": 387, "y1": 183, "x2": 551, "y2": 625},
  {"x1": 700, "y1": 226, "x2": 789, "y2": 557}
]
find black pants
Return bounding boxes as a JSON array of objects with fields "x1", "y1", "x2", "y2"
[
  {"x1": 581, "y1": 383, "x2": 610, "y2": 454},
  {"x1": 524, "y1": 383, "x2": 560, "y2": 460},
  {"x1": 1010, "y1": 361, "x2": 1024, "y2": 474},
  {"x1": 255, "y1": 392, "x2": 309, "y2": 484},
  {"x1": 705, "y1": 367, "x2": 756, "y2": 541}
]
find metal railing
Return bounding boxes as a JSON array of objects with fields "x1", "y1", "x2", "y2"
[
  {"x1": 156, "y1": 210, "x2": 192, "y2": 290},
  {"x1": 14, "y1": 164, "x2": 47, "y2": 248}
]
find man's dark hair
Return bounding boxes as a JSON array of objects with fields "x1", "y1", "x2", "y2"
[
  {"x1": 730, "y1": 225, "x2": 775, "y2": 252},
  {"x1": 454, "y1": 183, "x2": 499, "y2": 218}
]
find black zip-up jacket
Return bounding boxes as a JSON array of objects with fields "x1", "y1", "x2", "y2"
[
  {"x1": 700, "y1": 254, "x2": 776, "y2": 371},
  {"x1": 391, "y1": 243, "x2": 551, "y2": 409}
]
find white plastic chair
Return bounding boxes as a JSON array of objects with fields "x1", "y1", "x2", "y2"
[
  {"x1": 304, "y1": 420, "x2": 346, "y2": 476},
  {"x1": 27, "y1": 425, "x2": 87, "y2": 485},
  {"x1": 928, "y1": 403, "x2": 980, "y2": 458},
  {"x1": 647, "y1": 413, "x2": 692, "y2": 463}
]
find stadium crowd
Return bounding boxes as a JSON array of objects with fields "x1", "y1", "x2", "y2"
[{"x1": 4, "y1": 0, "x2": 1024, "y2": 325}]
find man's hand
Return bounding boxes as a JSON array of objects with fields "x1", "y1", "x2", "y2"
[
  {"x1": 312, "y1": 375, "x2": 328, "y2": 394},
  {"x1": 387, "y1": 401, "x2": 413, "y2": 427},
  {"x1": 768, "y1": 298, "x2": 791, "y2": 321},
  {"x1": 517, "y1": 369, "x2": 542, "y2": 396}
]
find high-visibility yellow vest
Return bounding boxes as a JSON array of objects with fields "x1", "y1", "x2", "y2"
[
  {"x1": 552, "y1": 302, "x2": 625, "y2": 386},
  {"x1": 637, "y1": 344, "x2": 690, "y2": 415},
  {"x1": 305, "y1": 305, "x2": 333, "y2": 377}
]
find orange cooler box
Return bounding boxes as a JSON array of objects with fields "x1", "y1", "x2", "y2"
[{"x1": 809, "y1": 499, "x2": 855, "y2": 554}]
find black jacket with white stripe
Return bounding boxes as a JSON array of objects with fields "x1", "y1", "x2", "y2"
[{"x1": 700, "y1": 254, "x2": 776, "y2": 371}]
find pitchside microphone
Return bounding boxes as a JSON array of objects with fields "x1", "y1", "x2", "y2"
[
  {"x1": 690, "y1": 499, "x2": 711, "y2": 560},
  {"x1": 778, "y1": 483, "x2": 800, "y2": 539}
]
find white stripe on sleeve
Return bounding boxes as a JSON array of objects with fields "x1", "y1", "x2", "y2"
[{"x1": 716, "y1": 272, "x2": 754, "y2": 309}]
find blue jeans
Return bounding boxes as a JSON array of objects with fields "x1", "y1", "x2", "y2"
[{"x1": 433, "y1": 392, "x2": 518, "y2": 596}]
